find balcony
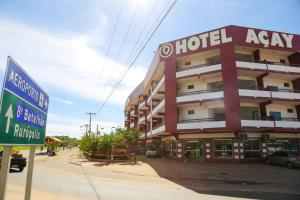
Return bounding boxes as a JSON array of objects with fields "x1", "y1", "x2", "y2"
[
  {"x1": 176, "y1": 63, "x2": 222, "y2": 79},
  {"x1": 152, "y1": 76, "x2": 165, "y2": 97},
  {"x1": 275, "y1": 118, "x2": 300, "y2": 129},
  {"x1": 130, "y1": 110, "x2": 135, "y2": 116},
  {"x1": 271, "y1": 89, "x2": 300, "y2": 100},
  {"x1": 241, "y1": 117, "x2": 300, "y2": 129},
  {"x1": 239, "y1": 88, "x2": 300, "y2": 101},
  {"x1": 177, "y1": 117, "x2": 226, "y2": 130},
  {"x1": 239, "y1": 88, "x2": 270, "y2": 98},
  {"x1": 148, "y1": 123, "x2": 165, "y2": 137},
  {"x1": 130, "y1": 123, "x2": 134, "y2": 129},
  {"x1": 236, "y1": 60, "x2": 300, "y2": 74},
  {"x1": 138, "y1": 115, "x2": 146, "y2": 124},
  {"x1": 241, "y1": 120, "x2": 274, "y2": 128},
  {"x1": 177, "y1": 89, "x2": 224, "y2": 103},
  {"x1": 138, "y1": 100, "x2": 146, "y2": 109},
  {"x1": 152, "y1": 99, "x2": 165, "y2": 115}
]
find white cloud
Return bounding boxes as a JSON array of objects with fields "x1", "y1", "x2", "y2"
[
  {"x1": 0, "y1": 18, "x2": 147, "y2": 106},
  {"x1": 46, "y1": 112, "x2": 122, "y2": 138},
  {"x1": 51, "y1": 97, "x2": 74, "y2": 105}
]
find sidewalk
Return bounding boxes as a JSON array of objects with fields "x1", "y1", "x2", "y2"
[{"x1": 81, "y1": 155, "x2": 300, "y2": 185}]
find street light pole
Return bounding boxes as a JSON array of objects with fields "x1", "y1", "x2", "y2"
[{"x1": 86, "y1": 112, "x2": 96, "y2": 136}]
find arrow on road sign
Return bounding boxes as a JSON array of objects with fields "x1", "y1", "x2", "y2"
[{"x1": 5, "y1": 105, "x2": 13, "y2": 134}]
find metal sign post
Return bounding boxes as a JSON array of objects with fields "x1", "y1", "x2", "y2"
[
  {"x1": 0, "y1": 57, "x2": 49, "y2": 200},
  {"x1": 24, "y1": 146, "x2": 35, "y2": 200},
  {"x1": 0, "y1": 146, "x2": 12, "y2": 200}
]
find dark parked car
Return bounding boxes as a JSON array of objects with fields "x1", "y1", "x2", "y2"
[
  {"x1": 265, "y1": 151, "x2": 300, "y2": 169},
  {"x1": 0, "y1": 150, "x2": 27, "y2": 172}
]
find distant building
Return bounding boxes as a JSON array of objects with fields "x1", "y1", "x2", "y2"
[{"x1": 124, "y1": 25, "x2": 300, "y2": 162}]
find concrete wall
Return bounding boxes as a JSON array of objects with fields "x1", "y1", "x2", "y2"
[
  {"x1": 266, "y1": 103, "x2": 297, "y2": 118},
  {"x1": 177, "y1": 75, "x2": 222, "y2": 95},
  {"x1": 178, "y1": 102, "x2": 224, "y2": 121}
]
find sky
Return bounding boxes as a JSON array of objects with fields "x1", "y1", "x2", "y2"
[{"x1": 0, "y1": 0, "x2": 299, "y2": 138}]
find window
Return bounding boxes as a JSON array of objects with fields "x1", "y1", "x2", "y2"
[
  {"x1": 235, "y1": 53, "x2": 253, "y2": 62},
  {"x1": 187, "y1": 110, "x2": 195, "y2": 115},
  {"x1": 269, "y1": 111, "x2": 282, "y2": 120},
  {"x1": 184, "y1": 140, "x2": 203, "y2": 161},
  {"x1": 267, "y1": 139, "x2": 299, "y2": 154},
  {"x1": 207, "y1": 81, "x2": 223, "y2": 91},
  {"x1": 284, "y1": 83, "x2": 290, "y2": 87},
  {"x1": 267, "y1": 85, "x2": 279, "y2": 91},
  {"x1": 244, "y1": 139, "x2": 261, "y2": 159},
  {"x1": 185, "y1": 61, "x2": 191, "y2": 66},
  {"x1": 187, "y1": 85, "x2": 194, "y2": 90},
  {"x1": 287, "y1": 108, "x2": 294, "y2": 113},
  {"x1": 213, "y1": 140, "x2": 232, "y2": 159},
  {"x1": 206, "y1": 55, "x2": 221, "y2": 64},
  {"x1": 238, "y1": 80, "x2": 256, "y2": 89},
  {"x1": 240, "y1": 107, "x2": 260, "y2": 120}
]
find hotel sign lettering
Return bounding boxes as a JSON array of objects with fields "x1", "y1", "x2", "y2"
[
  {"x1": 245, "y1": 29, "x2": 293, "y2": 48},
  {"x1": 159, "y1": 28, "x2": 232, "y2": 58},
  {"x1": 159, "y1": 27, "x2": 295, "y2": 58}
]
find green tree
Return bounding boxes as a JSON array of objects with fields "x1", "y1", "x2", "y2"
[{"x1": 123, "y1": 129, "x2": 140, "y2": 163}]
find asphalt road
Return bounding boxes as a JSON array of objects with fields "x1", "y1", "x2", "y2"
[{"x1": 5, "y1": 149, "x2": 300, "y2": 200}]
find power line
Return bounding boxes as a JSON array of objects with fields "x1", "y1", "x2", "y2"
[
  {"x1": 127, "y1": 0, "x2": 172, "y2": 65},
  {"x1": 109, "y1": 0, "x2": 160, "y2": 104},
  {"x1": 124, "y1": 0, "x2": 159, "y2": 65},
  {"x1": 100, "y1": 4, "x2": 139, "y2": 98},
  {"x1": 94, "y1": 0, "x2": 126, "y2": 99},
  {"x1": 95, "y1": 0, "x2": 177, "y2": 114}
]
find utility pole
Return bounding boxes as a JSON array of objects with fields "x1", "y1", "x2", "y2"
[
  {"x1": 86, "y1": 112, "x2": 96, "y2": 136},
  {"x1": 96, "y1": 124, "x2": 99, "y2": 138},
  {"x1": 80, "y1": 124, "x2": 89, "y2": 136}
]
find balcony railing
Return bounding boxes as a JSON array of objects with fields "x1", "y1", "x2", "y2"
[
  {"x1": 151, "y1": 123, "x2": 165, "y2": 136},
  {"x1": 236, "y1": 60, "x2": 300, "y2": 74},
  {"x1": 177, "y1": 117, "x2": 226, "y2": 130},
  {"x1": 177, "y1": 61, "x2": 220, "y2": 71},
  {"x1": 252, "y1": 60, "x2": 300, "y2": 68},
  {"x1": 239, "y1": 86, "x2": 300, "y2": 93},
  {"x1": 239, "y1": 86, "x2": 300, "y2": 100},
  {"x1": 178, "y1": 88, "x2": 223, "y2": 96},
  {"x1": 152, "y1": 98, "x2": 165, "y2": 113},
  {"x1": 152, "y1": 122, "x2": 165, "y2": 130},
  {"x1": 241, "y1": 116, "x2": 300, "y2": 128},
  {"x1": 138, "y1": 115, "x2": 146, "y2": 124},
  {"x1": 178, "y1": 116, "x2": 225, "y2": 123},
  {"x1": 138, "y1": 100, "x2": 146, "y2": 109},
  {"x1": 176, "y1": 62, "x2": 222, "y2": 79},
  {"x1": 152, "y1": 75, "x2": 165, "y2": 93},
  {"x1": 177, "y1": 88, "x2": 224, "y2": 103}
]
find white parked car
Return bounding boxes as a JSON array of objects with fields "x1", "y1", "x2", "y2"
[{"x1": 146, "y1": 150, "x2": 158, "y2": 157}]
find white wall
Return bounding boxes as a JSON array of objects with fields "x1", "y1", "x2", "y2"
[
  {"x1": 260, "y1": 49, "x2": 289, "y2": 64},
  {"x1": 177, "y1": 75, "x2": 222, "y2": 95},
  {"x1": 264, "y1": 78, "x2": 293, "y2": 90},
  {"x1": 178, "y1": 102, "x2": 224, "y2": 121},
  {"x1": 176, "y1": 50, "x2": 220, "y2": 70}
]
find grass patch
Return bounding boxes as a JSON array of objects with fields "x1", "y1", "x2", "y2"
[{"x1": 0, "y1": 146, "x2": 42, "y2": 151}]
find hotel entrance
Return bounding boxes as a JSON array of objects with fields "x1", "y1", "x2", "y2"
[{"x1": 183, "y1": 140, "x2": 203, "y2": 161}]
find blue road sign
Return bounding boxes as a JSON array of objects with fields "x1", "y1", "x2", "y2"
[
  {"x1": 0, "y1": 56, "x2": 49, "y2": 145},
  {"x1": 4, "y1": 57, "x2": 49, "y2": 113}
]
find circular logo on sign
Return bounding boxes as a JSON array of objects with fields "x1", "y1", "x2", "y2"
[{"x1": 159, "y1": 43, "x2": 173, "y2": 58}]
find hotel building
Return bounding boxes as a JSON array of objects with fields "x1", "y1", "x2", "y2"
[{"x1": 124, "y1": 25, "x2": 300, "y2": 162}]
